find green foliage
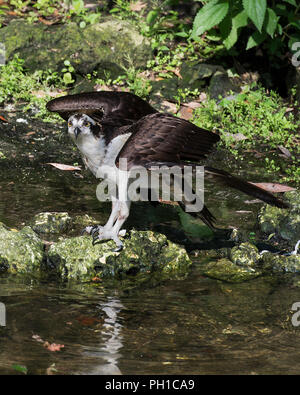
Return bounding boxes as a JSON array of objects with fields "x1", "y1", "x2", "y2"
[
  {"x1": 192, "y1": 0, "x2": 300, "y2": 56},
  {"x1": 0, "y1": 55, "x2": 63, "y2": 122},
  {"x1": 61, "y1": 60, "x2": 75, "y2": 85},
  {"x1": 1, "y1": 0, "x2": 101, "y2": 26},
  {"x1": 192, "y1": 85, "x2": 300, "y2": 184},
  {"x1": 95, "y1": 62, "x2": 152, "y2": 99}
]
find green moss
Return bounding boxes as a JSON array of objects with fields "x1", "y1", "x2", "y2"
[
  {"x1": 230, "y1": 242, "x2": 261, "y2": 268},
  {"x1": 0, "y1": 223, "x2": 44, "y2": 274},
  {"x1": 201, "y1": 258, "x2": 261, "y2": 283},
  {"x1": 258, "y1": 190, "x2": 300, "y2": 246},
  {"x1": 47, "y1": 230, "x2": 192, "y2": 281}
]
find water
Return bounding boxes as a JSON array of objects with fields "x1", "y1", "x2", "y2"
[
  {"x1": 0, "y1": 116, "x2": 299, "y2": 375},
  {"x1": 1, "y1": 269, "x2": 300, "y2": 375}
]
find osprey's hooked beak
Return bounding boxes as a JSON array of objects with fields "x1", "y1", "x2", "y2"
[{"x1": 74, "y1": 127, "x2": 81, "y2": 139}]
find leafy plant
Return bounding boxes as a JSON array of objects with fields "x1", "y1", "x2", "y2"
[
  {"x1": 61, "y1": 60, "x2": 75, "y2": 85},
  {"x1": 191, "y1": 0, "x2": 300, "y2": 56},
  {"x1": 192, "y1": 84, "x2": 300, "y2": 184}
]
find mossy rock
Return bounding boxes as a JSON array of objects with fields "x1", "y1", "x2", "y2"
[
  {"x1": 258, "y1": 190, "x2": 300, "y2": 247},
  {"x1": 0, "y1": 223, "x2": 44, "y2": 274},
  {"x1": 0, "y1": 18, "x2": 152, "y2": 77},
  {"x1": 261, "y1": 252, "x2": 300, "y2": 273},
  {"x1": 201, "y1": 258, "x2": 261, "y2": 283},
  {"x1": 230, "y1": 242, "x2": 261, "y2": 268},
  {"x1": 47, "y1": 230, "x2": 192, "y2": 281},
  {"x1": 30, "y1": 212, "x2": 72, "y2": 234}
]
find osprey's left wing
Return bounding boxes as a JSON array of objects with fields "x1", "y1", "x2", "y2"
[
  {"x1": 115, "y1": 112, "x2": 220, "y2": 169},
  {"x1": 116, "y1": 113, "x2": 288, "y2": 209}
]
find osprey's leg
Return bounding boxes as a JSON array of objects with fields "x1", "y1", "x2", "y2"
[
  {"x1": 81, "y1": 200, "x2": 123, "y2": 237},
  {"x1": 92, "y1": 200, "x2": 131, "y2": 251}
]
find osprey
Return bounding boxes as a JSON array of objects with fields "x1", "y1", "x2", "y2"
[{"x1": 46, "y1": 91, "x2": 288, "y2": 251}]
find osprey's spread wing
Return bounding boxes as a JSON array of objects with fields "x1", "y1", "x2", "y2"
[
  {"x1": 116, "y1": 113, "x2": 220, "y2": 168},
  {"x1": 116, "y1": 113, "x2": 288, "y2": 209},
  {"x1": 46, "y1": 91, "x2": 157, "y2": 123}
]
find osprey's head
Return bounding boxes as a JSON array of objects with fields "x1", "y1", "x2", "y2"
[{"x1": 67, "y1": 113, "x2": 100, "y2": 141}]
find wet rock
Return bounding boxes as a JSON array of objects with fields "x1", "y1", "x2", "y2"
[
  {"x1": 47, "y1": 230, "x2": 192, "y2": 281},
  {"x1": 0, "y1": 18, "x2": 152, "y2": 77},
  {"x1": 230, "y1": 242, "x2": 261, "y2": 269},
  {"x1": 0, "y1": 223, "x2": 44, "y2": 274},
  {"x1": 30, "y1": 212, "x2": 72, "y2": 234},
  {"x1": 201, "y1": 258, "x2": 261, "y2": 283},
  {"x1": 260, "y1": 252, "x2": 300, "y2": 273},
  {"x1": 258, "y1": 190, "x2": 300, "y2": 247}
]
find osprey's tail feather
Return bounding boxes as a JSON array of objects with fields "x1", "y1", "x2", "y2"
[{"x1": 204, "y1": 166, "x2": 289, "y2": 209}]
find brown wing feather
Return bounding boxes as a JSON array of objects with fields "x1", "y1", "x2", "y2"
[
  {"x1": 116, "y1": 113, "x2": 220, "y2": 168},
  {"x1": 46, "y1": 91, "x2": 157, "y2": 122}
]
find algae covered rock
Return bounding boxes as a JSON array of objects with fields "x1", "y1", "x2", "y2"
[
  {"x1": 201, "y1": 258, "x2": 261, "y2": 283},
  {"x1": 258, "y1": 190, "x2": 300, "y2": 247},
  {"x1": 230, "y1": 242, "x2": 261, "y2": 268},
  {"x1": 30, "y1": 212, "x2": 72, "y2": 234},
  {"x1": 0, "y1": 223, "x2": 44, "y2": 274},
  {"x1": 47, "y1": 230, "x2": 192, "y2": 281},
  {"x1": 261, "y1": 252, "x2": 300, "y2": 273},
  {"x1": 0, "y1": 18, "x2": 152, "y2": 77}
]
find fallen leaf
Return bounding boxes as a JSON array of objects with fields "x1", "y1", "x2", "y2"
[
  {"x1": 250, "y1": 183, "x2": 296, "y2": 193},
  {"x1": 182, "y1": 101, "x2": 202, "y2": 109},
  {"x1": 278, "y1": 145, "x2": 292, "y2": 159},
  {"x1": 178, "y1": 106, "x2": 193, "y2": 120},
  {"x1": 76, "y1": 315, "x2": 103, "y2": 326},
  {"x1": 44, "y1": 342, "x2": 65, "y2": 352},
  {"x1": 173, "y1": 67, "x2": 182, "y2": 79},
  {"x1": 0, "y1": 115, "x2": 8, "y2": 123},
  {"x1": 46, "y1": 163, "x2": 82, "y2": 171},
  {"x1": 158, "y1": 198, "x2": 179, "y2": 206},
  {"x1": 38, "y1": 17, "x2": 59, "y2": 25},
  {"x1": 130, "y1": 1, "x2": 147, "y2": 11}
]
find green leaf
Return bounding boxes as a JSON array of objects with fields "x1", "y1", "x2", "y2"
[
  {"x1": 192, "y1": 0, "x2": 229, "y2": 38},
  {"x1": 12, "y1": 364, "x2": 27, "y2": 374},
  {"x1": 243, "y1": 0, "x2": 267, "y2": 32},
  {"x1": 283, "y1": 0, "x2": 297, "y2": 6},
  {"x1": 265, "y1": 8, "x2": 278, "y2": 37},
  {"x1": 63, "y1": 72, "x2": 74, "y2": 85},
  {"x1": 246, "y1": 30, "x2": 267, "y2": 49},
  {"x1": 222, "y1": 10, "x2": 249, "y2": 49},
  {"x1": 146, "y1": 10, "x2": 159, "y2": 26},
  {"x1": 174, "y1": 32, "x2": 189, "y2": 37}
]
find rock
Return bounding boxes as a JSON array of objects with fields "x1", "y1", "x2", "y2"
[
  {"x1": 47, "y1": 230, "x2": 192, "y2": 281},
  {"x1": 180, "y1": 62, "x2": 223, "y2": 91},
  {"x1": 0, "y1": 18, "x2": 152, "y2": 77},
  {"x1": 258, "y1": 190, "x2": 300, "y2": 247},
  {"x1": 209, "y1": 71, "x2": 240, "y2": 100},
  {"x1": 201, "y1": 258, "x2": 261, "y2": 283},
  {"x1": 261, "y1": 252, "x2": 300, "y2": 273},
  {"x1": 30, "y1": 212, "x2": 72, "y2": 234},
  {"x1": 230, "y1": 242, "x2": 261, "y2": 268},
  {"x1": 0, "y1": 223, "x2": 44, "y2": 274}
]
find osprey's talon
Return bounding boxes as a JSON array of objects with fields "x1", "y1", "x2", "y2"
[
  {"x1": 112, "y1": 244, "x2": 123, "y2": 253},
  {"x1": 91, "y1": 226, "x2": 101, "y2": 237},
  {"x1": 81, "y1": 225, "x2": 93, "y2": 236}
]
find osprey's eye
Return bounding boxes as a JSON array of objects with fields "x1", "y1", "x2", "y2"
[
  {"x1": 83, "y1": 121, "x2": 90, "y2": 127},
  {"x1": 68, "y1": 121, "x2": 72, "y2": 127}
]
